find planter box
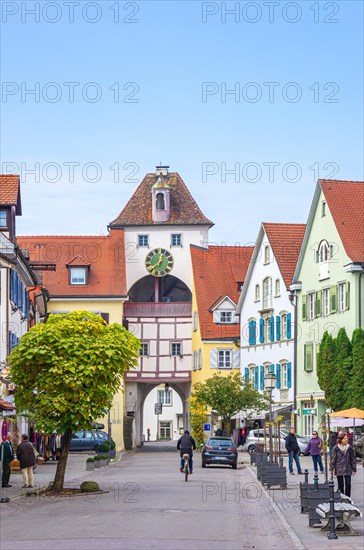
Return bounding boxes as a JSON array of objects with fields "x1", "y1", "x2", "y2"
[
  {"x1": 94, "y1": 460, "x2": 101, "y2": 469},
  {"x1": 100, "y1": 459, "x2": 108, "y2": 467},
  {"x1": 308, "y1": 487, "x2": 341, "y2": 527},
  {"x1": 108, "y1": 449, "x2": 116, "y2": 459},
  {"x1": 86, "y1": 462, "x2": 95, "y2": 471}
]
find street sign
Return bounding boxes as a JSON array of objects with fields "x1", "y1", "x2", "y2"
[
  {"x1": 1, "y1": 419, "x2": 8, "y2": 443},
  {"x1": 154, "y1": 403, "x2": 162, "y2": 415},
  {"x1": 303, "y1": 409, "x2": 316, "y2": 415},
  {"x1": 203, "y1": 424, "x2": 211, "y2": 431}
]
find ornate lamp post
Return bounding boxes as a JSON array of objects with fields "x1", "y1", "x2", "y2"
[{"x1": 264, "y1": 372, "x2": 277, "y2": 462}]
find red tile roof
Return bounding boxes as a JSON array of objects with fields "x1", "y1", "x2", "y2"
[
  {"x1": 110, "y1": 172, "x2": 213, "y2": 227},
  {"x1": 0, "y1": 399, "x2": 15, "y2": 411},
  {"x1": 0, "y1": 175, "x2": 22, "y2": 214},
  {"x1": 264, "y1": 223, "x2": 306, "y2": 289},
  {"x1": 66, "y1": 256, "x2": 91, "y2": 267},
  {"x1": 320, "y1": 180, "x2": 364, "y2": 262},
  {"x1": 191, "y1": 245, "x2": 254, "y2": 340},
  {"x1": 18, "y1": 230, "x2": 127, "y2": 297}
]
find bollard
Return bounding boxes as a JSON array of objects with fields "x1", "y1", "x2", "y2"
[
  {"x1": 304, "y1": 469, "x2": 309, "y2": 484},
  {"x1": 313, "y1": 472, "x2": 319, "y2": 490},
  {"x1": 327, "y1": 479, "x2": 338, "y2": 540}
]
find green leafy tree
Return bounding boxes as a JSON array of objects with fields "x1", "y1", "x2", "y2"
[
  {"x1": 348, "y1": 328, "x2": 364, "y2": 409},
  {"x1": 188, "y1": 396, "x2": 207, "y2": 447},
  {"x1": 331, "y1": 328, "x2": 352, "y2": 411},
  {"x1": 192, "y1": 372, "x2": 267, "y2": 435},
  {"x1": 317, "y1": 331, "x2": 336, "y2": 407},
  {"x1": 9, "y1": 311, "x2": 140, "y2": 493}
]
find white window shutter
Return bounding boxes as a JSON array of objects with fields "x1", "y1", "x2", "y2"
[
  {"x1": 232, "y1": 349, "x2": 240, "y2": 368},
  {"x1": 210, "y1": 349, "x2": 218, "y2": 368}
]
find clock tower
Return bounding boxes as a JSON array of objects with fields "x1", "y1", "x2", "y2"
[{"x1": 109, "y1": 166, "x2": 213, "y2": 446}]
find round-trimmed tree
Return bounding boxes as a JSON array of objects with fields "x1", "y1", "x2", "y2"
[{"x1": 9, "y1": 311, "x2": 140, "y2": 492}]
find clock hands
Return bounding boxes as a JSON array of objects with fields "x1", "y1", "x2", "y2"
[{"x1": 147, "y1": 254, "x2": 164, "y2": 271}]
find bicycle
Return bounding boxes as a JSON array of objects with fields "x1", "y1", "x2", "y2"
[{"x1": 182, "y1": 453, "x2": 190, "y2": 482}]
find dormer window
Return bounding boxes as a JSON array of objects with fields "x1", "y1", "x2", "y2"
[
  {"x1": 0, "y1": 210, "x2": 7, "y2": 227},
  {"x1": 70, "y1": 267, "x2": 87, "y2": 285},
  {"x1": 220, "y1": 311, "x2": 233, "y2": 323},
  {"x1": 156, "y1": 192, "x2": 165, "y2": 210}
]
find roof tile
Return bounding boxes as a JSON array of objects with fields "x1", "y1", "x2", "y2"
[{"x1": 0, "y1": 175, "x2": 22, "y2": 214}]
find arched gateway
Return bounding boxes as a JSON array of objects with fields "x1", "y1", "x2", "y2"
[{"x1": 109, "y1": 166, "x2": 213, "y2": 447}]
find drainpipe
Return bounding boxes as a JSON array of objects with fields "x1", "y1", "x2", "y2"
[
  {"x1": 289, "y1": 290, "x2": 298, "y2": 431},
  {"x1": 359, "y1": 271, "x2": 364, "y2": 328}
]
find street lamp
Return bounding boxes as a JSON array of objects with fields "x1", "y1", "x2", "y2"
[{"x1": 264, "y1": 372, "x2": 277, "y2": 462}]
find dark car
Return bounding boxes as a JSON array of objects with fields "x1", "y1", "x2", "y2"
[
  {"x1": 69, "y1": 430, "x2": 108, "y2": 452},
  {"x1": 202, "y1": 437, "x2": 238, "y2": 469}
]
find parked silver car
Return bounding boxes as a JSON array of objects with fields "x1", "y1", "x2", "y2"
[{"x1": 244, "y1": 428, "x2": 309, "y2": 455}]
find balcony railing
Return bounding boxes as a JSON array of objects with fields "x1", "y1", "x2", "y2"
[{"x1": 124, "y1": 302, "x2": 192, "y2": 318}]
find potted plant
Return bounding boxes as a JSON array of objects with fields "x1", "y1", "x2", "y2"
[
  {"x1": 94, "y1": 455, "x2": 101, "y2": 469},
  {"x1": 100, "y1": 454, "x2": 109, "y2": 467},
  {"x1": 86, "y1": 457, "x2": 95, "y2": 471}
]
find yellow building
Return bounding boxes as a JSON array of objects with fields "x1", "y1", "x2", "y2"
[
  {"x1": 18, "y1": 230, "x2": 128, "y2": 450},
  {"x1": 190, "y1": 244, "x2": 253, "y2": 434}
]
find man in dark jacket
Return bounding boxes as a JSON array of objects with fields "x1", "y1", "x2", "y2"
[
  {"x1": 177, "y1": 431, "x2": 196, "y2": 474},
  {"x1": 16, "y1": 434, "x2": 36, "y2": 488},
  {"x1": 1, "y1": 434, "x2": 14, "y2": 487},
  {"x1": 285, "y1": 428, "x2": 303, "y2": 475}
]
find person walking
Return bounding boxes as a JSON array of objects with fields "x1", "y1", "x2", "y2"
[
  {"x1": 306, "y1": 431, "x2": 324, "y2": 475},
  {"x1": 16, "y1": 434, "x2": 36, "y2": 488},
  {"x1": 331, "y1": 432, "x2": 356, "y2": 498},
  {"x1": 285, "y1": 427, "x2": 303, "y2": 475},
  {"x1": 1, "y1": 434, "x2": 14, "y2": 488}
]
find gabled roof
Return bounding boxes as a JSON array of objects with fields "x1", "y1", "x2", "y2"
[
  {"x1": 66, "y1": 256, "x2": 91, "y2": 267},
  {"x1": 0, "y1": 175, "x2": 22, "y2": 214},
  {"x1": 264, "y1": 223, "x2": 306, "y2": 289},
  {"x1": 236, "y1": 223, "x2": 306, "y2": 314},
  {"x1": 18, "y1": 230, "x2": 127, "y2": 298},
  {"x1": 293, "y1": 180, "x2": 364, "y2": 282},
  {"x1": 110, "y1": 172, "x2": 213, "y2": 227},
  {"x1": 209, "y1": 295, "x2": 237, "y2": 312},
  {"x1": 191, "y1": 245, "x2": 253, "y2": 340},
  {"x1": 321, "y1": 180, "x2": 364, "y2": 263}
]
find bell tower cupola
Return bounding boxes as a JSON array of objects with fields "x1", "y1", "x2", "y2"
[{"x1": 152, "y1": 165, "x2": 171, "y2": 222}]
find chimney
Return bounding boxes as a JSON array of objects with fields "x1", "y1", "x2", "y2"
[{"x1": 155, "y1": 165, "x2": 169, "y2": 177}]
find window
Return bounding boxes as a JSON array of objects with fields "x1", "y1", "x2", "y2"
[
  {"x1": 262, "y1": 277, "x2": 272, "y2": 309},
  {"x1": 158, "y1": 390, "x2": 172, "y2": 406},
  {"x1": 193, "y1": 311, "x2": 198, "y2": 331},
  {"x1": 220, "y1": 311, "x2": 233, "y2": 323},
  {"x1": 308, "y1": 292, "x2": 315, "y2": 320},
  {"x1": 0, "y1": 211, "x2": 7, "y2": 227},
  {"x1": 318, "y1": 240, "x2": 330, "y2": 280},
  {"x1": 138, "y1": 234, "x2": 149, "y2": 247},
  {"x1": 156, "y1": 192, "x2": 165, "y2": 210},
  {"x1": 218, "y1": 350, "x2": 231, "y2": 369},
  {"x1": 281, "y1": 314, "x2": 287, "y2": 339},
  {"x1": 321, "y1": 201, "x2": 326, "y2": 217},
  {"x1": 171, "y1": 342, "x2": 182, "y2": 356},
  {"x1": 304, "y1": 343, "x2": 314, "y2": 372},
  {"x1": 70, "y1": 267, "x2": 87, "y2": 285},
  {"x1": 171, "y1": 234, "x2": 182, "y2": 246},
  {"x1": 255, "y1": 284, "x2": 260, "y2": 301},
  {"x1": 275, "y1": 279, "x2": 280, "y2": 297},
  {"x1": 338, "y1": 283, "x2": 346, "y2": 312},
  {"x1": 281, "y1": 363, "x2": 288, "y2": 389},
  {"x1": 264, "y1": 245, "x2": 270, "y2": 264},
  {"x1": 249, "y1": 365, "x2": 255, "y2": 383},
  {"x1": 139, "y1": 343, "x2": 149, "y2": 357},
  {"x1": 322, "y1": 288, "x2": 330, "y2": 316}
]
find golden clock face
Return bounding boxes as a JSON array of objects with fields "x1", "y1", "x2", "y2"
[{"x1": 145, "y1": 248, "x2": 174, "y2": 277}]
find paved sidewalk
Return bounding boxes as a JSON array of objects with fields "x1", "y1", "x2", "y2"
[
  {"x1": 244, "y1": 453, "x2": 364, "y2": 550},
  {"x1": 1, "y1": 452, "x2": 121, "y2": 502}
]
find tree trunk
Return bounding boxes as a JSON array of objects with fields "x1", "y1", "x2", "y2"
[{"x1": 52, "y1": 428, "x2": 72, "y2": 493}]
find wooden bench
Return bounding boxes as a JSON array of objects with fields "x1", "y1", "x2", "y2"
[{"x1": 316, "y1": 502, "x2": 362, "y2": 536}]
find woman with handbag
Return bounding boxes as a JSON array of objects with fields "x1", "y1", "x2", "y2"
[{"x1": 305, "y1": 431, "x2": 325, "y2": 475}]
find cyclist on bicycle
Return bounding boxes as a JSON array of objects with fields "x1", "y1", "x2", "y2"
[{"x1": 177, "y1": 430, "x2": 196, "y2": 474}]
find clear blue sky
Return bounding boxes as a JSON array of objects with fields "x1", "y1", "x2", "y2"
[{"x1": 1, "y1": 0, "x2": 363, "y2": 245}]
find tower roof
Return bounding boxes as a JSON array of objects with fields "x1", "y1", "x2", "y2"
[
  {"x1": 0, "y1": 174, "x2": 22, "y2": 214},
  {"x1": 110, "y1": 172, "x2": 213, "y2": 227}
]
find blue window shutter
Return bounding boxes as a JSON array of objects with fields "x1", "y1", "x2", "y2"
[
  {"x1": 287, "y1": 362, "x2": 292, "y2": 389},
  {"x1": 269, "y1": 363, "x2": 274, "y2": 374},
  {"x1": 10, "y1": 270, "x2": 14, "y2": 302},
  {"x1": 276, "y1": 316, "x2": 281, "y2": 340},
  {"x1": 248, "y1": 321, "x2": 254, "y2": 345},
  {"x1": 269, "y1": 316, "x2": 274, "y2": 341},
  {"x1": 245, "y1": 367, "x2": 249, "y2": 382},
  {"x1": 259, "y1": 319, "x2": 264, "y2": 343},
  {"x1": 260, "y1": 365, "x2": 264, "y2": 390},
  {"x1": 8, "y1": 331, "x2": 12, "y2": 352},
  {"x1": 287, "y1": 313, "x2": 292, "y2": 339},
  {"x1": 254, "y1": 366, "x2": 259, "y2": 389},
  {"x1": 25, "y1": 291, "x2": 29, "y2": 318},
  {"x1": 276, "y1": 363, "x2": 281, "y2": 389}
]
